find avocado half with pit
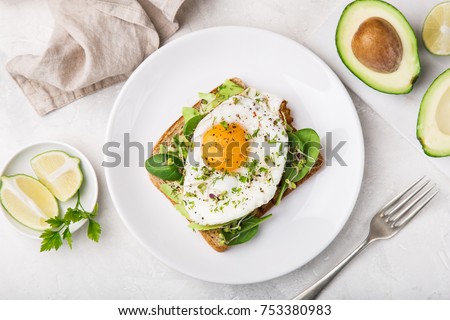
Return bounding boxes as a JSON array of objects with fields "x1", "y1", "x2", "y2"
[
  {"x1": 417, "y1": 69, "x2": 450, "y2": 157},
  {"x1": 336, "y1": 0, "x2": 421, "y2": 94}
]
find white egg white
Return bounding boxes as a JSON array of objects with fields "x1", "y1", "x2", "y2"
[{"x1": 182, "y1": 89, "x2": 289, "y2": 226}]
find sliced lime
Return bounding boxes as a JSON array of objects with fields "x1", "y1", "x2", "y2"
[
  {"x1": 31, "y1": 151, "x2": 83, "y2": 202},
  {"x1": 423, "y1": 2, "x2": 450, "y2": 55},
  {"x1": 0, "y1": 174, "x2": 59, "y2": 230}
]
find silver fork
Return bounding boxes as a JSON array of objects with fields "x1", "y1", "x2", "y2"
[{"x1": 294, "y1": 177, "x2": 439, "y2": 300}]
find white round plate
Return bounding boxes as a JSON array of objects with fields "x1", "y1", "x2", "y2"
[
  {"x1": 105, "y1": 26, "x2": 364, "y2": 284},
  {"x1": 0, "y1": 141, "x2": 98, "y2": 238}
]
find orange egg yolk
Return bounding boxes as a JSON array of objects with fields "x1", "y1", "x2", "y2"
[{"x1": 202, "y1": 122, "x2": 249, "y2": 172}]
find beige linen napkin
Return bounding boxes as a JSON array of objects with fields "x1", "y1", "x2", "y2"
[{"x1": 6, "y1": 0, "x2": 185, "y2": 116}]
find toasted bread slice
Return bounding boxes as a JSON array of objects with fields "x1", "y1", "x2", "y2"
[{"x1": 149, "y1": 78, "x2": 323, "y2": 252}]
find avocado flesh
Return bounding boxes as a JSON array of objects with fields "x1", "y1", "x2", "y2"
[
  {"x1": 336, "y1": 0, "x2": 421, "y2": 94},
  {"x1": 417, "y1": 69, "x2": 450, "y2": 157}
]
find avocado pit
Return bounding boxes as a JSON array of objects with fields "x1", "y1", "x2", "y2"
[{"x1": 351, "y1": 17, "x2": 403, "y2": 73}]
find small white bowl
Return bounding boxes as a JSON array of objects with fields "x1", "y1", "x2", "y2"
[{"x1": 0, "y1": 141, "x2": 98, "y2": 239}]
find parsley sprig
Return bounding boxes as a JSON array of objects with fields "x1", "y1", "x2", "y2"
[{"x1": 40, "y1": 191, "x2": 101, "y2": 252}]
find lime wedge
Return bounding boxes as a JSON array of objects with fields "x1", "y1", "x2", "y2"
[
  {"x1": 423, "y1": 2, "x2": 450, "y2": 55},
  {"x1": 31, "y1": 151, "x2": 83, "y2": 202},
  {"x1": 0, "y1": 175, "x2": 59, "y2": 230}
]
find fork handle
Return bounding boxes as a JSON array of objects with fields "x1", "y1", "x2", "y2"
[{"x1": 293, "y1": 237, "x2": 372, "y2": 300}]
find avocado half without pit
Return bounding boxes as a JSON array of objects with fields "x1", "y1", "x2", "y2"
[
  {"x1": 336, "y1": 0, "x2": 421, "y2": 94},
  {"x1": 417, "y1": 69, "x2": 450, "y2": 157}
]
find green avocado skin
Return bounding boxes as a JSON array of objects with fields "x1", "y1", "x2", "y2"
[
  {"x1": 417, "y1": 69, "x2": 450, "y2": 157},
  {"x1": 335, "y1": 0, "x2": 421, "y2": 95}
]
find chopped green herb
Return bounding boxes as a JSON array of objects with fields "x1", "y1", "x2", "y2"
[
  {"x1": 198, "y1": 183, "x2": 207, "y2": 194},
  {"x1": 220, "y1": 121, "x2": 229, "y2": 130},
  {"x1": 231, "y1": 187, "x2": 242, "y2": 194},
  {"x1": 267, "y1": 135, "x2": 279, "y2": 144}
]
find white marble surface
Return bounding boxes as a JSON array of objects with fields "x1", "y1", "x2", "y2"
[{"x1": 0, "y1": 0, "x2": 449, "y2": 299}]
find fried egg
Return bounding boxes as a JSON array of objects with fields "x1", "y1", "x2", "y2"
[{"x1": 182, "y1": 88, "x2": 288, "y2": 225}]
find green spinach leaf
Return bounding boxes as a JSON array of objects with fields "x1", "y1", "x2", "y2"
[
  {"x1": 277, "y1": 129, "x2": 321, "y2": 204},
  {"x1": 291, "y1": 128, "x2": 321, "y2": 182},
  {"x1": 145, "y1": 153, "x2": 183, "y2": 181},
  {"x1": 183, "y1": 114, "x2": 204, "y2": 137},
  {"x1": 221, "y1": 214, "x2": 272, "y2": 246},
  {"x1": 225, "y1": 226, "x2": 260, "y2": 246}
]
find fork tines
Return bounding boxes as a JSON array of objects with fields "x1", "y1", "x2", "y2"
[{"x1": 379, "y1": 177, "x2": 439, "y2": 229}]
